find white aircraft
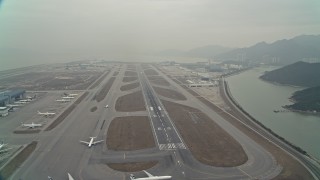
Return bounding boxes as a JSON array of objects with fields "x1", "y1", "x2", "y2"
[
  {"x1": 80, "y1": 137, "x2": 103, "y2": 148},
  {"x1": 64, "y1": 93, "x2": 78, "y2": 97},
  {"x1": 130, "y1": 171, "x2": 172, "y2": 180},
  {"x1": 19, "y1": 99, "x2": 32, "y2": 102},
  {"x1": 14, "y1": 101, "x2": 27, "y2": 104},
  {"x1": 7, "y1": 104, "x2": 22, "y2": 108},
  {"x1": 26, "y1": 95, "x2": 36, "y2": 100},
  {"x1": 37, "y1": 111, "x2": 56, "y2": 117},
  {"x1": 68, "y1": 93, "x2": 78, "y2": 96},
  {"x1": 0, "y1": 142, "x2": 11, "y2": 153},
  {"x1": 68, "y1": 173, "x2": 75, "y2": 180},
  {"x1": 62, "y1": 96, "x2": 75, "y2": 99},
  {"x1": 56, "y1": 99, "x2": 71, "y2": 102},
  {"x1": 21, "y1": 122, "x2": 42, "y2": 128},
  {"x1": 105, "y1": 105, "x2": 109, "y2": 108}
]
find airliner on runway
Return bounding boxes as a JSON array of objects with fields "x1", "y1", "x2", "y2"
[
  {"x1": 80, "y1": 137, "x2": 103, "y2": 147},
  {"x1": 37, "y1": 111, "x2": 56, "y2": 117},
  {"x1": 130, "y1": 171, "x2": 172, "y2": 180},
  {"x1": 21, "y1": 122, "x2": 42, "y2": 128}
]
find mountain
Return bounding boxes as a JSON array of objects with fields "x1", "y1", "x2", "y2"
[
  {"x1": 260, "y1": 61, "x2": 320, "y2": 87},
  {"x1": 284, "y1": 86, "x2": 320, "y2": 112},
  {"x1": 156, "y1": 45, "x2": 233, "y2": 58},
  {"x1": 216, "y1": 35, "x2": 320, "y2": 65}
]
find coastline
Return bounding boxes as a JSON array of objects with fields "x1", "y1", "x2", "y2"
[
  {"x1": 282, "y1": 105, "x2": 320, "y2": 115},
  {"x1": 259, "y1": 79, "x2": 320, "y2": 115},
  {"x1": 222, "y1": 79, "x2": 309, "y2": 156},
  {"x1": 222, "y1": 67, "x2": 253, "y2": 78},
  {"x1": 259, "y1": 77, "x2": 306, "y2": 88}
]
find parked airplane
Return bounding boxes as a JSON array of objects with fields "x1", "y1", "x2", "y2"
[
  {"x1": 6, "y1": 104, "x2": 22, "y2": 108},
  {"x1": 130, "y1": 171, "x2": 172, "y2": 180},
  {"x1": 19, "y1": 99, "x2": 32, "y2": 102},
  {"x1": 68, "y1": 93, "x2": 78, "y2": 96},
  {"x1": 21, "y1": 122, "x2": 42, "y2": 128},
  {"x1": 0, "y1": 142, "x2": 11, "y2": 153},
  {"x1": 62, "y1": 96, "x2": 75, "y2": 99},
  {"x1": 64, "y1": 93, "x2": 78, "y2": 97},
  {"x1": 26, "y1": 94, "x2": 36, "y2": 100},
  {"x1": 14, "y1": 101, "x2": 27, "y2": 104},
  {"x1": 56, "y1": 99, "x2": 71, "y2": 102},
  {"x1": 80, "y1": 137, "x2": 103, "y2": 147},
  {"x1": 105, "y1": 105, "x2": 109, "y2": 108},
  {"x1": 37, "y1": 111, "x2": 56, "y2": 117}
]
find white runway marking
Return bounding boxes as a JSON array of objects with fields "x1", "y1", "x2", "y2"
[{"x1": 159, "y1": 143, "x2": 186, "y2": 150}]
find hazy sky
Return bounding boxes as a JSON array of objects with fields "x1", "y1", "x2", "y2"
[{"x1": 0, "y1": 0, "x2": 320, "y2": 69}]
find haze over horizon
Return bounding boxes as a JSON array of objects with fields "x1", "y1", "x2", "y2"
[{"x1": 0, "y1": 0, "x2": 320, "y2": 70}]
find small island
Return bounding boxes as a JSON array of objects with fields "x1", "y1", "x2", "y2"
[
  {"x1": 284, "y1": 86, "x2": 320, "y2": 112},
  {"x1": 260, "y1": 61, "x2": 320, "y2": 113}
]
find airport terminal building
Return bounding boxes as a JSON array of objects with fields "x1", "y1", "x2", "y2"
[{"x1": 0, "y1": 89, "x2": 26, "y2": 107}]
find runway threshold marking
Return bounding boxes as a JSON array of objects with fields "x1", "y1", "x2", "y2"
[{"x1": 159, "y1": 143, "x2": 186, "y2": 150}]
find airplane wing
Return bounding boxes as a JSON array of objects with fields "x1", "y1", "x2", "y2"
[
  {"x1": 92, "y1": 140, "x2": 104, "y2": 145},
  {"x1": 80, "y1": 141, "x2": 89, "y2": 145},
  {"x1": 143, "y1": 170, "x2": 154, "y2": 177}
]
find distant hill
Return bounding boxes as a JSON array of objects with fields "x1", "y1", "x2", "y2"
[
  {"x1": 260, "y1": 61, "x2": 320, "y2": 87},
  {"x1": 284, "y1": 86, "x2": 320, "y2": 112},
  {"x1": 156, "y1": 45, "x2": 233, "y2": 58},
  {"x1": 216, "y1": 35, "x2": 320, "y2": 65}
]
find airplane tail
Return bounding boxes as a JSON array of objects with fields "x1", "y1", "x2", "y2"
[
  {"x1": 90, "y1": 137, "x2": 96, "y2": 139},
  {"x1": 129, "y1": 174, "x2": 136, "y2": 180}
]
